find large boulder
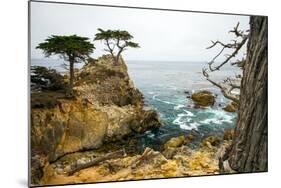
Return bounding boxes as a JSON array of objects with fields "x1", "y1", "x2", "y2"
[
  {"x1": 163, "y1": 135, "x2": 187, "y2": 150},
  {"x1": 191, "y1": 90, "x2": 215, "y2": 107},
  {"x1": 31, "y1": 100, "x2": 109, "y2": 162},
  {"x1": 223, "y1": 102, "x2": 239, "y2": 112}
]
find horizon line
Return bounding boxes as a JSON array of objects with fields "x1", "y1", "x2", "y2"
[{"x1": 30, "y1": 57, "x2": 208, "y2": 63}]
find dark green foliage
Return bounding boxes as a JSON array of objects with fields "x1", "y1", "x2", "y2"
[
  {"x1": 36, "y1": 35, "x2": 95, "y2": 95},
  {"x1": 31, "y1": 66, "x2": 66, "y2": 91},
  {"x1": 94, "y1": 29, "x2": 140, "y2": 64},
  {"x1": 36, "y1": 35, "x2": 95, "y2": 62}
]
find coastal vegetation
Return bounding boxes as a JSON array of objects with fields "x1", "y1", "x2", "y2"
[
  {"x1": 94, "y1": 29, "x2": 140, "y2": 65},
  {"x1": 36, "y1": 35, "x2": 95, "y2": 96}
]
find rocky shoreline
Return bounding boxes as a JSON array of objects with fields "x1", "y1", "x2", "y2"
[
  {"x1": 39, "y1": 133, "x2": 233, "y2": 186},
  {"x1": 31, "y1": 56, "x2": 234, "y2": 186}
]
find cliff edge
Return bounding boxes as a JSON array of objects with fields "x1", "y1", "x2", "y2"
[{"x1": 30, "y1": 55, "x2": 161, "y2": 184}]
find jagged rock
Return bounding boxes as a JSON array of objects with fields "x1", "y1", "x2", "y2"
[
  {"x1": 163, "y1": 135, "x2": 187, "y2": 150},
  {"x1": 191, "y1": 90, "x2": 215, "y2": 107},
  {"x1": 200, "y1": 136, "x2": 221, "y2": 149},
  {"x1": 30, "y1": 154, "x2": 48, "y2": 185},
  {"x1": 40, "y1": 144, "x2": 222, "y2": 185},
  {"x1": 31, "y1": 100, "x2": 109, "y2": 162},
  {"x1": 223, "y1": 102, "x2": 239, "y2": 112},
  {"x1": 129, "y1": 110, "x2": 161, "y2": 133}
]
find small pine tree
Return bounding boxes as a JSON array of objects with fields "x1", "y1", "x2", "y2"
[{"x1": 94, "y1": 29, "x2": 139, "y2": 65}]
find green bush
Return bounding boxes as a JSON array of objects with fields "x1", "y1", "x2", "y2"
[{"x1": 31, "y1": 66, "x2": 66, "y2": 91}]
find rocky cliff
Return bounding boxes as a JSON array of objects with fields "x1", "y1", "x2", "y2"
[{"x1": 31, "y1": 55, "x2": 161, "y2": 184}]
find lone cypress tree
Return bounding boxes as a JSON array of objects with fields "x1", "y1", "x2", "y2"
[
  {"x1": 36, "y1": 35, "x2": 95, "y2": 96},
  {"x1": 94, "y1": 29, "x2": 139, "y2": 65}
]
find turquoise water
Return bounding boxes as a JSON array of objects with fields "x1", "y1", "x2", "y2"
[
  {"x1": 31, "y1": 59, "x2": 239, "y2": 150},
  {"x1": 126, "y1": 60, "x2": 239, "y2": 150}
]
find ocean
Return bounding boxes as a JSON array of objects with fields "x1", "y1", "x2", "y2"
[
  {"x1": 126, "y1": 60, "x2": 239, "y2": 149},
  {"x1": 31, "y1": 58, "x2": 240, "y2": 150}
]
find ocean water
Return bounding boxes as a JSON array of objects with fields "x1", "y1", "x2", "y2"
[
  {"x1": 126, "y1": 60, "x2": 240, "y2": 150},
  {"x1": 31, "y1": 59, "x2": 240, "y2": 150}
]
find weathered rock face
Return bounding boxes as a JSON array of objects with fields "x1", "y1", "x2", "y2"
[
  {"x1": 40, "y1": 139, "x2": 223, "y2": 186},
  {"x1": 31, "y1": 55, "x2": 161, "y2": 166},
  {"x1": 31, "y1": 100, "x2": 109, "y2": 162},
  {"x1": 191, "y1": 90, "x2": 215, "y2": 107}
]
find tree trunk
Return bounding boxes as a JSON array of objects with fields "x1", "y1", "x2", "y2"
[
  {"x1": 223, "y1": 16, "x2": 268, "y2": 172},
  {"x1": 68, "y1": 59, "x2": 75, "y2": 96}
]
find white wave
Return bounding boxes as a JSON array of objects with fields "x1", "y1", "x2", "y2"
[
  {"x1": 183, "y1": 110, "x2": 195, "y2": 117},
  {"x1": 190, "y1": 122, "x2": 200, "y2": 127},
  {"x1": 153, "y1": 95, "x2": 177, "y2": 105},
  {"x1": 177, "y1": 113, "x2": 186, "y2": 117},
  {"x1": 148, "y1": 91, "x2": 155, "y2": 95},
  {"x1": 173, "y1": 115, "x2": 184, "y2": 124},
  {"x1": 152, "y1": 94, "x2": 159, "y2": 100},
  {"x1": 200, "y1": 118, "x2": 223, "y2": 125},
  {"x1": 174, "y1": 104, "x2": 185, "y2": 110},
  {"x1": 199, "y1": 109, "x2": 234, "y2": 125},
  {"x1": 173, "y1": 113, "x2": 198, "y2": 130},
  {"x1": 179, "y1": 122, "x2": 198, "y2": 130}
]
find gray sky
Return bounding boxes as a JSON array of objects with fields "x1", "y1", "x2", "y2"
[{"x1": 30, "y1": 2, "x2": 249, "y2": 61}]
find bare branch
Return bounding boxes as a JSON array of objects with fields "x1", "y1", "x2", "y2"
[
  {"x1": 229, "y1": 22, "x2": 246, "y2": 38},
  {"x1": 208, "y1": 36, "x2": 248, "y2": 71},
  {"x1": 206, "y1": 22, "x2": 249, "y2": 72},
  {"x1": 202, "y1": 69, "x2": 240, "y2": 104},
  {"x1": 231, "y1": 59, "x2": 246, "y2": 68}
]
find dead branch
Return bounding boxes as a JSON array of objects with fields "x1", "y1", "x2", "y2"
[
  {"x1": 202, "y1": 22, "x2": 249, "y2": 104},
  {"x1": 206, "y1": 22, "x2": 248, "y2": 72},
  {"x1": 202, "y1": 69, "x2": 240, "y2": 104},
  {"x1": 229, "y1": 22, "x2": 246, "y2": 38},
  {"x1": 207, "y1": 36, "x2": 247, "y2": 71},
  {"x1": 231, "y1": 58, "x2": 246, "y2": 68},
  {"x1": 67, "y1": 149, "x2": 126, "y2": 176}
]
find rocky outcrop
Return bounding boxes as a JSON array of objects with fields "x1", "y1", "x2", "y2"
[
  {"x1": 191, "y1": 90, "x2": 215, "y2": 107},
  {"x1": 31, "y1": 55, "x2": 161, "y2": 174},
  {"x1": 200, "y1": 136, "x2": 221, "y2": 149},
  {"x1": 31, "y1": 100, "x2": 109, "y2": 162},
  {"x1": 40, "y1": 137, "x2": 223, "y2": 186},
  {"x1": 223, "y1": 102, "x2": 239, "y2": 112}
]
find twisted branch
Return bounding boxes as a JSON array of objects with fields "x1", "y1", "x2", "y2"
[
  {"x1": 206, "y1": 22, "x2": 249, "y2": 71},
  {"x1": 202, "y1": 22, "x2": 249, "y2": 103},
  {"x1": 202, "y1": 69, "x2": 240, "y2": 104}
]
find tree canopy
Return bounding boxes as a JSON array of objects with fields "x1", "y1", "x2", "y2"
[
  {"x1": 36, "y1": 35, "x2": 95, "y2": 62},
  {"x1": 94, "y1": 29, "x2": 139, "y2": 64},
  {"x1": 36, "y1": 35, "x2": 95, "y2": 96}
]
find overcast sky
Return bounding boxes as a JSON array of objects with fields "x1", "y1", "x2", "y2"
[{"x1": 30, "y1": 2, "x2": 249, "y2": 61}]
